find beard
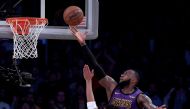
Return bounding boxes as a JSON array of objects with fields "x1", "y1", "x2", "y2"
[{"x1": 118, "y1": 79, "x2": 131, "y2": 89}]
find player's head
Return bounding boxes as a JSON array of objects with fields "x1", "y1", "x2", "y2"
[{"x1": 119, "y1": 69, "x2": 140, "y2": 87}]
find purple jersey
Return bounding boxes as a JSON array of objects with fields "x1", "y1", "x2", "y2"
[{"x1": 108, "y1": 87, "x2": 143, "y2": 109}]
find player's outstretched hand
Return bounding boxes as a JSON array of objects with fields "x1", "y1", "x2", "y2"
[
  {"x1": 69, "y1": 26, "x2": 87, "y2": 46},
  {"x1": 83, "y1": 64, "x2": 94, "y2": 81}
]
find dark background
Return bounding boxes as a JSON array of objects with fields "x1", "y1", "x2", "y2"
[{"x1": 0, "y1": 0, "x2": 190, "y2": 109}]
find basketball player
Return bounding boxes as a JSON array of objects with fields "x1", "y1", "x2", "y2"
[{"x1": 70, "y1": 26, "x2": 167, "y2": 109}]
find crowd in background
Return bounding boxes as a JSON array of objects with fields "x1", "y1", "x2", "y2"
[
  {"x1": 0, "y1": 31, "x2": 190, "y2": 109},
  {"x1": 0, "y1": 0, "x2": 189, "y2": 108}
]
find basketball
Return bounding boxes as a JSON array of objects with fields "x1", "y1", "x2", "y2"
[{"x1": 63, "y1": 6, "x2": 84, "y2": 26}]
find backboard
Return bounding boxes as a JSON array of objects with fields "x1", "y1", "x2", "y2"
[{"x1": 0, "y1": 0, "x2": 99, "y2": 40}]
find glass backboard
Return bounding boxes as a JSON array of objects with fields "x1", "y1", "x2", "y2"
[{"x1": 0, "y1": 0, "x2": 99, "y2": 39}]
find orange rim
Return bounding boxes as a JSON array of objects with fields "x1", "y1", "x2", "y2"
[
  {"x1": 6, "y1": 17, "x2": 48, "y2": 25},
  {"x1": 6, "y1": 17, "x2": 48, "y2": 35}
]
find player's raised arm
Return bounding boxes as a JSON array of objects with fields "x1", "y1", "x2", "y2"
[
  {"x1": 69, "y1": 26, "x2": 87, "y2": 46},
  {"x1": 83, "y1": 64, "x2": 98, "y2": 109},
  {"x1": 69, "y1": 26, "x2": 117, "y2": 98}
]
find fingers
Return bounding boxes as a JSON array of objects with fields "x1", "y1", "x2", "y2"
[
  {"x1": 91, "y1": 69, "x2": 94, "y2": 76},
  {"x1": 83, "y1": 64, "x2": 94, "y2": 77},
  {"x1": 158, "y1": 104, "x2": 167, "y2": 109},
  {"x1": 83, "y1": 31, "x2": 88, "y2": 39},
  {"x1": 72, "y1": 26, "x2": 78, "y2": 33},
  {"x1": 78, "y1": 16, "x2": 86, "y2": 27},
  {"x1": 69, "y1": 26, "x2": 75, "y2": 35},
  {"x1": 83, "y1": 65, "x2": 88, "y2": 80},
  {"x1": 86, "y1": 64, "x2": 90, "y2": 72},
  {"x1": 83, "y1": 64, "x2": 88, "y2": 72},
  {"x1": 69, "y1": 26, "x2": 78, "y2": 34},
  {"x1": 91, "y1": 69, "x2": 94, "y2": 73},
  {"x1": 160, "y1": 104, "x2": 167, "y2": 108},
  {"x1": 83, "y1": 64, "x2": 90, "y2": 74},
  {"x1": 69, "y1": 25, "x2": 87, "y2": 36},
  {"x1": 83, "y1": 64, "x2": 89, "y2": 70}
]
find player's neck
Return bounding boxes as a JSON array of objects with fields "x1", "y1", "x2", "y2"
[{"x1": 121, "y1": 85, "x2": 135, "y2": 94}]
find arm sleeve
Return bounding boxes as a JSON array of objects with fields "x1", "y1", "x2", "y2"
[{"x1": 81, "y1": 45, "x2": 106, "y2": 80}]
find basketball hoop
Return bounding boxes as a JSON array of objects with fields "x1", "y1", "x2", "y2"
[{"x1": 6, "y1": 17, "x2": 48, "y2": 59}]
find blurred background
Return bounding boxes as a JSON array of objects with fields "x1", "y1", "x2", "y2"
[{"x1": 0, "y1": 0, "x2": 190, "y2": 109}]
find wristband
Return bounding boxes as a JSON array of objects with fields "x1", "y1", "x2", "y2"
[{"x1": 87, "y1": 101, "x2": 98, "y2": 109}]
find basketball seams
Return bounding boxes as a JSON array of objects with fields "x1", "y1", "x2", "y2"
[{"x1": 63, "y1": 6, "x2": 84, "y2": 26}]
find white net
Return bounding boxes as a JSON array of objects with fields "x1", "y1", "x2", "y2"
[{"x1": 7, "y1": 18, "x2": 48, "y2": 59}]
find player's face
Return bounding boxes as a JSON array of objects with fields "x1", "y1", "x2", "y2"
[{"x1": 119, "y1": 70, "x2": 135, "y2": 83}]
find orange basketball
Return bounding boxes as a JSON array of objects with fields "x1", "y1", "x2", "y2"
[{"x1": 63, "y1": 6, "x2": 84, "y2": 26}]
